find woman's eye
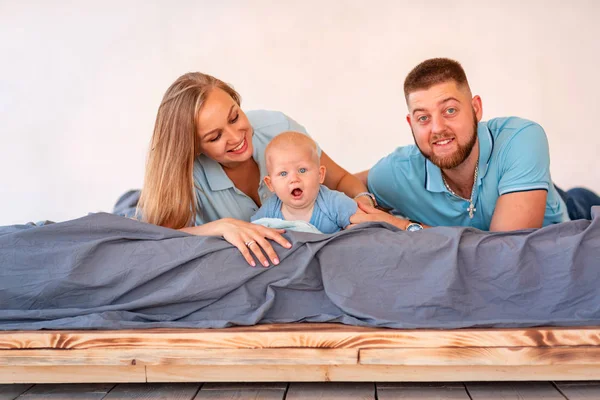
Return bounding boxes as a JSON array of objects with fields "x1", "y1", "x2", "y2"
[
  {"x1": 230, "y1": 113, "x2": 239, "y2": 123},
  {"x1": 209, "y1": 133, "x2": 222, "y2": 142},
  {"x1": 299, "y1": 168, "x2": 307, "y2": 173},
  {"x1": 279, "y1": 171, "x2": 287, "y2": 177}
]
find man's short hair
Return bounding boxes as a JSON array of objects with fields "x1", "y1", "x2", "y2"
[{"x1": 403, "y1": 58, "x2": 469, "y2": 98}]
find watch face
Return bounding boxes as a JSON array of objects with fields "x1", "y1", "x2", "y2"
[{"x1": 406, "y1": 223, "x2": 423, "y2": 232}]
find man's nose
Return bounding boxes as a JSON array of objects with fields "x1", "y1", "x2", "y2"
[{"x1": 430, "y1": 114, "x2": 447, "y2": 134}]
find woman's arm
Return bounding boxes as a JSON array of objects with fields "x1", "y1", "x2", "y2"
[
  {"x1": 320, "y1": 151, "x2": 372, "y2": 205},
  {"x1": 354, "y1": 169, "x2": 370, "y2": 187},
  {"x1": 181, "y1": 219, "x2": 291, "y2": 267}
]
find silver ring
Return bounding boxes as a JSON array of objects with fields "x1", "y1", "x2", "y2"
[{"x1": 245, "y1": 240, "x2": 256, "y2": 247}]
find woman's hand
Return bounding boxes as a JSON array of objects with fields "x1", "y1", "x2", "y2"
[
  {"x1": 348, "y1": 202, "x2": 410, "y2": 230},
  {"x1": 181, "y1": 219, "x2": 292, "y2": 267},
  {"x1": 354, "y1": 195, "x2": 375, "y2": 207}
]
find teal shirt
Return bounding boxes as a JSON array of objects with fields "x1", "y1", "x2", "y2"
[
  {"x1": 368, "y1": 117, "x2": 569, "y2": 230},
  {"x1": 192, "y1": 110, "x2": 320, "y2": 225}
]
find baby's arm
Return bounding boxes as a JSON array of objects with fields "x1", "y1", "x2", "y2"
[
  {"x1": 251, "y1": 196, "x2": 275, "y2": 222},
  {"x1": 330, "y1": 190, "x2": 359, "y2": 229}
]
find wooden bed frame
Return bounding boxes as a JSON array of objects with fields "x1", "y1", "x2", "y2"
[{"x1": 1, "y1": 323, "x2": 599, "y2": 383}]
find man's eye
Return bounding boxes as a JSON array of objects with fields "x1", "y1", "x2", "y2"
[
  {"x1": 299, "y1": 168, "x2": 307, "y2": 173},
  {"x1": 446, "y1": 108, "x2": 456, "y2": 115},
  {"x1": 279, "y1": 171, "x2": 287, "y2": 177},
  {"x1": 417, "y1": 116, "x2": 428, "y2": 122}
]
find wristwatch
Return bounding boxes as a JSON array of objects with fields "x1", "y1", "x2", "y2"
[{"x1": 405, "y1": 220, "x2": 424, "y2": 232}]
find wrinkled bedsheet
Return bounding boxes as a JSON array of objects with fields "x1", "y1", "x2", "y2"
[{"x1": 1, "y1": 208, "x2": 599, "y2": 330}]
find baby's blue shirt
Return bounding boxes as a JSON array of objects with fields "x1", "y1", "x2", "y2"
[{"x1": 251, "y1": 186, "x2": 357, "y2": 234}]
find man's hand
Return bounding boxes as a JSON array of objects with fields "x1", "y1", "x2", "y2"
[{"x1": 348, "y1": 202, "x2": 410, "y2": 230}]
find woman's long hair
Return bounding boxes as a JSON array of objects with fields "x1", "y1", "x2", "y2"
[{"x1": 137, "y1": 72, "x2": 241, "y2": 228}]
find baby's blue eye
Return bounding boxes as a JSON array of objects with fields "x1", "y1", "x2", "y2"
[
  {"x1": 299, "y1": 168, "x2": 307, "y2": 173},
  {"x1": 279, "y1": 171, "x2": 287, "y2": 177}
]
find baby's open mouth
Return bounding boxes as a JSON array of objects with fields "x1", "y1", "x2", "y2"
[{"x1": 291, "y1": 188, "x2": 303, "y2": 198}]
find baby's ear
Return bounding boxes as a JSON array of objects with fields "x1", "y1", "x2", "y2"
[
  {"x1": 319, "y1": 165, "x2": 326, "y2": 184},
  {"x1": 264, "y1": 176, "x2": 275, "y2": 192}
]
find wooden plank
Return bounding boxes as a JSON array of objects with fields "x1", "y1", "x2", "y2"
[
  {"x1": 377, "y1": 382, "x2": 470, "y2": 399},
  {"x1": 377, "y1": 382, "x2": 464, "y2": 388},
  {"x1": 0, "y1": 366, "x2": 145, "y2": 384},
  {"x1": 0, "y1": 348, "x2": 357, "y2": 366},
  {"x1": 361, "y1": 346, "x2": 600, "y2": 366},
  {"x1": 194, "y1": 383, "x2": 286, "y2": 399},
  {"x1": 201, "y1": 383, "x2": 287, "y2": 390},
  {"x1": 103, "y1": 383, "x2": 200, "y2": 399},
  {"x1": 554, "y1": 381, "x2": 600, "y2": 399},
  {"x1": 146, "y1": 364, "x2": 600, "y2": 382},
  {"x1": 285, "y1": 382, "x2": 375, "y2": 399},
  {"x1": 0, "y1": 384, "x2": 33, "y2": 400},
  {"x1": 466, "y1": 382, "x2": 564, "y2": 399},
  {"x1": 2, "y1": 324, "x2": 600, "y2": 350},
  {"x1": 147, "y1": 365, "x2": 329, "y2": 382},
  {"x1": 15, "y1": 384, "x2": 114, "y2": 399}
]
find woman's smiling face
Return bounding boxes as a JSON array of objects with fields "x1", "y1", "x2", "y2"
[{"x1": 196, "y1": 88, "x2": 253, "y2": 168}]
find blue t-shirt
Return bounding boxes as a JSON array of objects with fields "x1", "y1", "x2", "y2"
[
  {"x1": 192, "y1": 110, "x2": 321, "y2": 225},
  {"x1": 368, "y1": 117, "x2": 569, "y2": 230},
  {"x1": 251, "y1": 185, "x2": 358, "y2": 234}
]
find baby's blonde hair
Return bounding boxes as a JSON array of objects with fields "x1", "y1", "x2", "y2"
[{"x1": 265, "y1": 131, "x2": 319, "y2": 174}]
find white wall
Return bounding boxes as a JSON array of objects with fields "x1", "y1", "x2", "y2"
[{"x1": 1, "y1": 0, "x2": 599, "y2": 225}]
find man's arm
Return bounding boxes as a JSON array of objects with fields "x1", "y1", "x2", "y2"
[
  {"x1": 491, "y1": 121, "x2": 553, "y2": 231},
  {"x1": 489, "y1": 190, "x2": 547, "y2": 231}
]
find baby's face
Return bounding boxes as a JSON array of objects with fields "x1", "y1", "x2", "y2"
[{"x1": 265, "y1": 147, "x2": 324, "y2": 210}]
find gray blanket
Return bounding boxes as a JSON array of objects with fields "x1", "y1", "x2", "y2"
[{"x1": 1, "y1": 208, "x2": 599, "y2": 330}]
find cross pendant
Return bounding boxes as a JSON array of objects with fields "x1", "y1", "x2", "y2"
[{"x1": 467, "y1": 202, "x2": 476, "y2": 219}]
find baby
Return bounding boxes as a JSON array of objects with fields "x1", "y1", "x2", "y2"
[{"x1": 251, "y1": 131, "x2": 357, "y2": 234}]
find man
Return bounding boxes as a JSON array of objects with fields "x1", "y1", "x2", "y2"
[{"x1": 352, "y1": 58, "x2": 600, "y2": 231}]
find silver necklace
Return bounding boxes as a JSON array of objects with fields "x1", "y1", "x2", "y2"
[{"x1": 442, "y1": 162, "x2": 479, "y2": 219}]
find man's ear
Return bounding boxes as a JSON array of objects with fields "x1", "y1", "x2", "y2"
[
  {"x1": 472, "y1": 95, "x2": 483, "y2": 121},
  {"x1": 319, "y1": 165, "x2": 326, "y2": 184},
  {"x1": 406, "y1": 114, "x2": 412, "y2": 126},
  {"x1": 264, "y1": 176, "x2": 275, "y2": 192}
]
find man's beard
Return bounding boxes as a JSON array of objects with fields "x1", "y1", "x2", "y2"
[{"x1": 413, "y1": 114, "x2": 478, "y2": 170}]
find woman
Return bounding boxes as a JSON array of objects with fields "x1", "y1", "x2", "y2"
[{"x1": 138, "y1": 72, "x2": 371, "y2": 267}]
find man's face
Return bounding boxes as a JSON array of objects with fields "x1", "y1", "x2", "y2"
[{"x1": 406, "y1": 81, "x2": 482, "y2": 169}]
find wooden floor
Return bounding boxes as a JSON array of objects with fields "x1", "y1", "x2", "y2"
[{"x1": 2, "y1": 381, "x2": 600, "y2": 399}]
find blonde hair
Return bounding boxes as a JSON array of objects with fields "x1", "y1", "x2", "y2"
[
  {"x1": 265, "y1": 131, "x2": 319, "y2": 174},
  {"x1": 138, "y1": 72, "x2": 241, "y2": 228}
]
